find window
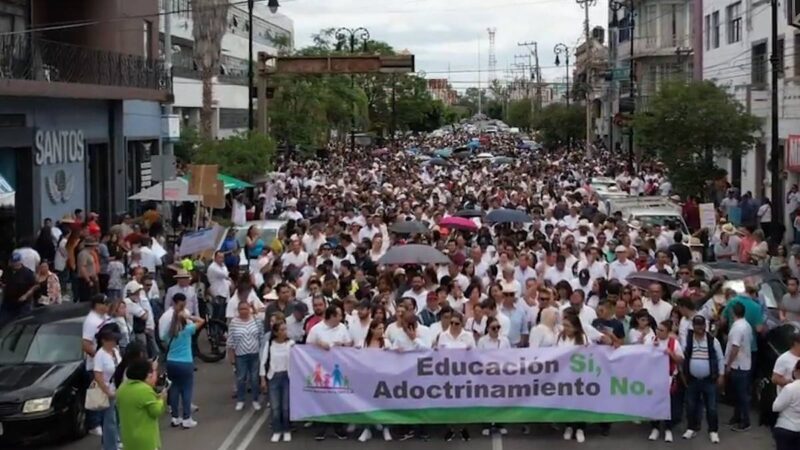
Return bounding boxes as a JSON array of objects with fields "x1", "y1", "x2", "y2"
[
  {"x1": 0, "y1": 14, "x2": 13, "y2": 33},
  {"x1": 777, "y1": 37, "x2": 785, "y2": 78},
  {"x1": 712, "y1": 11, "x2": 720, "y2": 49},
  {"x1": 143, "y1": 20, "x2": 152, "y2": 60},
  {"x1": 705, "y1": 15, "x2": 711, "y2": 50},
  {"x1": 727, "y1": 2, "x2": 742, "y2": 44},
  {"x1": 794, "y1": 33, "x2": 800, "y2": 77},
  {"x1": 752, "y1": 42, "x2": 768, "y2": 86}
]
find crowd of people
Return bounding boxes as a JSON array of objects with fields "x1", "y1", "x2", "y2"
[{"x1": 1, "y1": 127, "x2": 800, "y2": 450}]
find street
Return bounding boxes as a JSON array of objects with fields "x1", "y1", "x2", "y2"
[{"x1": 43, "y1": 360, "x2": 774, "y2": 450}]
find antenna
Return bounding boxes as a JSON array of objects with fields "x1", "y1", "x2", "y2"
[{"x1": 487, "y1": 27, "x2": 497, "y2": 83}]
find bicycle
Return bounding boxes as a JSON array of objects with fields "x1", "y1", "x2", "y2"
[{"x1": 193, "y1": 294, "x2": 228, "y2": 363}]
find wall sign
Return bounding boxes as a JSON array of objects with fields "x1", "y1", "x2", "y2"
[
  {"x1": 46, "y1": 169, "x2": 76, "y2": 203},
  {"x1": 34, "y1": 129, "x2": 85, "y2": 166}
]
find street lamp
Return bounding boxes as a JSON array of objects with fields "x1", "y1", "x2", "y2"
[
  {"x1": 248, "y1": 1, "x2": 280, "y2": 132},
  {"x1": 335, "y1": 27, "x2": 370, "y2": 154},
  {"x1": 609, "y1": 0, "x2": 635, "y2": 171},
  {"x1": 553, "y1": 43, "x2": 570, "y2": 106}
]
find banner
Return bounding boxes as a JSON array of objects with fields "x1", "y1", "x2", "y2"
[
  {"x1": 699, "y1": 203, "x2": 717, "y2": 231},
  {"x1": 289, "y1": 345, "x2": 670, "y2": 424},
  {"x1": 178, "y1": 225, "x2": 223, "y2": 256}
]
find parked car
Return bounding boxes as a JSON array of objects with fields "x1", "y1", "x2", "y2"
[{"x1": 0, "y1": 303, "x2": 90, "y2": 445}]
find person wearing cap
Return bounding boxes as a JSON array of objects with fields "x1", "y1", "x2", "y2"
[
  {"x1": 0, "y1": 251, "x2": 37, "y2": 327},
  {"x1": 499, "y1": 282, "x2": 529, "y2": 347},
  {"x1": 165, "y1": 269, "x2": 199, "y2": 317},
  {"x1": 93, "y1": 325, "x2": 122, "y2": 450},
  {"x1": 608, "y1": 245, "x2": 636, "y2": 285},
  {"x1": 682, "y1": 314, "x2": 724, "y2": 443},
  {"x1": 124, "y1": 281, "x2": 150, "y2": 347}
]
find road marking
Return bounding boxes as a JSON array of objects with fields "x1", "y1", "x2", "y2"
[
  {"x1": 235, "y1": 410, "x2": 268, "y2": 450},
  {"x1": 216, "y1": 408, "x2": 256, "y2": 450},
  {"x1": 491, "y1": 432, "x2": 503, "y2": 450}
]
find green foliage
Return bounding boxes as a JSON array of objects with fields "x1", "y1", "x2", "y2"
[
  {"x1": 532, "y1": 103, "x2": 585, "y2": 148},
  {"x1": 193, "y1": 132, "x2": 276, "y2": 181},
  {"x1": 507, "y1": 99, "x2": 533, "y2": 129},
  {"x1": 633, "y1": 80, "x2": 762, "y2": 199},
  {"x1": 174, "y1": 127, "x2": 201, "y2": 163}
]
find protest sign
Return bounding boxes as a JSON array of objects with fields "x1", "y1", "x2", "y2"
[
  {"x1": 290, "y1": 345, "x2": 670, "y2": 424},
  {"x1": 699, "y1": 203, "x2": 717, "y2": 230},
  {"x1": 178, "y1": 225, "x2": 223, "y2": 256}
]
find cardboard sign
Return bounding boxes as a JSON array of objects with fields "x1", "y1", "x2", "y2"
[
  {"x1": 187, "y1": 164, "x2": 219, "y2": 196},
  {"x1": 202, "y1": 180, "x2": 226, "y2": 209},
  {"x1": 699, "y1": 203, "x2": 717, "y2": 230}
]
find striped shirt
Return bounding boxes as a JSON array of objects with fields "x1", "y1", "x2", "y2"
[{"x1": 227, "y1": 318, "x2": 263, "y2": 356}]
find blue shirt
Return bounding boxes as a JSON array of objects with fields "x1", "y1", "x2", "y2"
[
  {"x1": 166, "y1": 322, "x2": 196, "y2": 363},
  {"x1": 500, "y1": 305, "x2": 528, "y2": 346},
  {"x1": 220, "y1": 238, "x2": 239, "y2": 267},
  {"x1": 247, "y1": 239, "x2": 265, "y2": 259}
]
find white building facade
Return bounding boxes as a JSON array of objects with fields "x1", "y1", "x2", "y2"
[
  {"x1": 160, "y1": 0, "x2": 293, "y2": 138},
  {"x1": 703, "y1": 0, "x2": 800, "y2": 208}
]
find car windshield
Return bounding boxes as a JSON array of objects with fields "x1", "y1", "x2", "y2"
[
  {"x1": 634, "y1": 215, "x2": 689, "y2": 234},
  {"x1": 0, "y1": 321, "x2": 82, "y2": 364}
]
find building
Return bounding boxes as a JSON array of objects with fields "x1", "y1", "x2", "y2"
[
  {"x1": 0, "y1": 0, "x2": 170, "y2": 251},
  {"x1": 703, "y1": 0, "x2": 800, "y2": 211},
  {"x1": 575, "y1": 26, "x2": 611, "y2": 144},
  {"x1": 607, "y1": 0, "x2": 694, "y2": 153},
  {"x1": 162, "y1": 0, "x2": 293, "y2": 138},
  {"x1": 426, "y1": 78, "x2": 458, "y2": 105}
]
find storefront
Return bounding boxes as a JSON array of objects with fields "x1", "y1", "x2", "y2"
[{"x1": 0, "y1": 97, "x2": 162, "y2": 246}]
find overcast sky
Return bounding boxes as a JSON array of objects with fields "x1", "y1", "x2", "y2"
[{"x1": 277, "y1": 0, "x2": 608, "y2": 91}]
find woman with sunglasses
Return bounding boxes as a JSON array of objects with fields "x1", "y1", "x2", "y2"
[
  {"x1": 357, "y1": 319, "x2": 393, "y2": 442},
  {"x1": 557, "y1": 313, "x2": 590, "y2": 443},
  {"x1": 648, "y1": 319, "x2": 684, "y2": 442},
  {"x1": 477, "y1": 316, "x2": 510, "y2": 437},
  {"x1": 435, "y1": 312, "x2": 474, "y2": 441}
]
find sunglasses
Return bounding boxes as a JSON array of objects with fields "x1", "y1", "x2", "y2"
[
  {"x1": 489, "y1": 326, "x2": 501, "y2": 331},
  {"x1": 451, "y1": 322, "x2": 463, "y2": 326}
]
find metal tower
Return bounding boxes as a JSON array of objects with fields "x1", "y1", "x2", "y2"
[{"x1": 487, "y1": 27, "x2": 497, "y2": 82}]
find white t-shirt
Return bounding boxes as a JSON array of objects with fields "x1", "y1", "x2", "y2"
[
  {"x1": 82, "y1": 311, "x2": 108, "y2": 370},
  {"x1": 477, "y1": 334, "x2": 511, "y2": 349},
  {"x1": 529, "y1": 325, "x2": 558, "y2": 348},
  {"x1": 281, "y1": 250, "x2": 309, "y2": 269},
  {"x1": 608, "y1": 260, "x2": 637, "y2": 285},
  {"x1": 93, "y1": 347, "x2": 121, "y2": 394},
  {"x1": 642, "y1": 299, "x2": 673, "y2": 325},
  {"x1": 306, "y1": 322, "x2": 353, "y2": 348},
  {"x1": 628, "y1": 328, "x2": 656, "y2": 345},
  {"x1": 774, "y1": 380, "x2": 800, "y2": 432},
  {"x1": 436, "y1": 330, "x2": 475, "y2": 349},
  {"x1": 346, "y1": 315, "x2": 371, "y2": 348},
  {"x1": 726, "y1": 318, "x2": 753, "y2": 371},
  {"x1": 401, "y1": 289, "x2": 429, "y2": 310},
  {"x1": 774, "y1": 351, "x2": 800, "y2": 394},
  {"x1": 544, "y1": 267, "x2": 573, "y2": 286}
]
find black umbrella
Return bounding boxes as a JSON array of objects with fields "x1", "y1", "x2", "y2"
[
  {"x1": 425, "y1": 158, "x2": 449, "y2": 166},
  {"x1": 625, "y1": 272, "x2": 682, "y2": 292},
  {"x1": 485, "y1": 208, "x2": 531, "y2": 224},
  {"x1": 388, "y1": 220, "x2": 429, "y2": 235},
  {"x1": 378, "y1": 244, "x2": 451, "y2": 265},
  {"x1": 454, "y1": 209, "x2": 484, "y2": 218}
]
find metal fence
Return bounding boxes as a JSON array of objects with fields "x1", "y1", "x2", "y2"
[{"x1": 0, "y1": 35, "x2": 171, "y2": 92}]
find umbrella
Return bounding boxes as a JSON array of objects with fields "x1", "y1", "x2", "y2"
[
  {"x1": 389, "y1": 220, "x2": 429, "y2": 235},
  {"x1": 454, "y1": 209, "x2": 483, "y2": 218},
  {"x1": 182, "y1": 173, "x2": 253, "y2": 190},
  {"x1": 491, "y1": 156, "x2": 516, "y2": 166},
  {"x1": 625, "y1": 272, "x2": 682, "y2": 291},
  {"x1": 378, "y1": 244, "x2": 451, "y2": 265},
  {"x1": 425, "y1": 158, "x2": 449, "y2": 166},
  {"x1": 467, "y1": 141, "x2": 481, "y2": 149},
  {"x1": 434, "y1": 148, "x2": 453, "y2": 158},
  {"x1": 439, "y1": 216, "x2": 478, "y2": 232},
  {"x1": 485, "y1": 208, "x2": 531, "y2": 224}
]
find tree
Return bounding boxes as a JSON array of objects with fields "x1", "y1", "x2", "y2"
[
  {"x1": 633, "y1": 80, "x2": 762, "y2": 199},
  {"x1": 507, "y1": 99, "x2": 533, "y2": 129},
  {"x1": 193, "y1": 132, "x2": 276, "y2": 181},
  {"x1": 174, "y1": 127, "x2": 201, "y2": 163},
  {"x1": 533, "y1": 104, "x2": 585, "y2": 148},
  {"x1": 192, "y1": 0, "x2": 230, "y2": 139}
]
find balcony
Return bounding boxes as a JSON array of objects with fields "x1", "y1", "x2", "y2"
[{"x1": 0, "y1": 35, "x2": 171, "y2": 101}]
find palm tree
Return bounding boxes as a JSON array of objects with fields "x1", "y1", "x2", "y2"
[{"x1": 192, "y1": 0, "x2": 230, "y2": 139}]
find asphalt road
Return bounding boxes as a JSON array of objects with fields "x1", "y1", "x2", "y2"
[{"x1": 44, "y1": 361, "x2": 774, "y2": 450}]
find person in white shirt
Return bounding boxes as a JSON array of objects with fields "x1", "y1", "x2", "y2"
[
  {"x1": 81, "y1": 294, "x2": 110, "y2": 436},
  {"x1": 401, "y1": 274, "x2": 429, "y2": 311},
  {"x1": 642, "y1": 283, "x2": 674, "y2": 325},
  {"x1": 772, "y1": 360, "x2": 800, "y2": 449},
  {"x1": 306, "y1": 305, "x2": 353, "y2": 350},
  {"x1": 93, "y1": 327, "x2": 122, "y2": 450},
  {"x1": 648, "y1": 250, "x2": 675, "y2": 275},
  {"x1": 544, "y1": 255, "x2": 573, "y2": 286},
  {"x1": 434, "y1": 312, "x2": 475, "y2": 349},
  {"x1": 477, "y1": 316, "x2": 510, "y2": 349},
  {"x1": 208, "y1": 251, "x2": 232, "y2": 301},
  {"x1": 608, "y1": 245, "x2": 636, "y2": 285},
  {"x1": 390, "y1": 311, "x2": 430, "y2": 351},
  {"x1": 556, "y1": 313, "x2": 590, "y2": 443},
  {"x1": 514, "y1": 254, "x2": 537, "y2": 286},
  {"x1": 281, "y1": 239, "x2": 309, "y2": 270},
  {"x1": 530, "y1": 307, "x2": 559, "y2": 348},
  {"x1": 725, "y1": 302, "x2": 753, "y2": 430},
  {"x1": 260, "y1": 321, "x2": 295, "y2": 443},
  {"x1": 122, "y1": 281, "x2": 149, "y2": 346},
  {"x1": 302, "y1": 227, "x2": 327, "y2": 256},
  {"x1": 772, "y1": 335, "x2": 800, "y2": 395},
  {"x1": 628, "y1": 310, "x2": 656, "y2": 345},
  {"x1": 346, "y1": 300, "x2": 372, "y2": 347}
]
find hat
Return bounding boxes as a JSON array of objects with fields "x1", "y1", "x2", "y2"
[
  {"x1": 501, "y1": 282, "x2": 517, "y2": 294},
  {"x1": 286, "y1": 198, "x2": 298, "y2": 207},
  {"x1": 578, "y1": 219, "x2": 590, "y2": 228},
  {"x1": 615, "y1": 245, "x2": 628, "y2": 253},
  {"x1": 174, "y1": 269, "x2": 191, "y2": 279},
  {"x1": 125, "y1": 281, "x2": 144, "y2": 295},
  {"x1": 10, "y1": 251, "x2": 21, "y2": 263},
  {"x1": 688, "y1": 237, "x2": 703, "y2": 247},
  {"x1": 393, "y1": 267, "x2": 406, "y2": 276},
  {"x1": 262, "y1": 290, "x2": 279, "y2": 300},
  {"x1": 83, "y1": 236, "x2": 99, "y2": 246},
  {"x1": 629, "y1": 220, "x2": 642, "y2": 230},
  {"x1": 60, "y1": 213, "x2": 76, "y2": 224},
  {"x1": 721, "y1": 223, "x2": 735, "y2": 234}
]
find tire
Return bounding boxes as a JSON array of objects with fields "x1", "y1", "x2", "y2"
[
  {"x1": 69, "y1": 393, "x2": 88, "y2": 440},
  {"x1": 193, "y1": 319, "x2": 228, "y2": 363}
]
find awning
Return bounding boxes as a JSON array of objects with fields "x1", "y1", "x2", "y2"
[
  {"x1": 128, "y1": 179, "x2": 202, "y2": 202},
  {"x1": 0, "y1": 174, "x2": 14, "y2": 208},
  {"x1": 182, "y1": 173, "x2": 253, "y2": 191}
]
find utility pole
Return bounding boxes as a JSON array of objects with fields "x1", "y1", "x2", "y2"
[
  {"x1": 770, "y1": 0, "x2": 783, "y2": 222},
  {"x1": 477, "y1": 34, "x2": 482, "y2": 116},
  {"x1": 577, "y1": 0, "x2": 596, "y2": 157},
  {"x1": 515, "y1": 53, "x2": 534, "y2": 115},
  {"x1": 518, "y1": 41, "x2": 542, "y2": 112},
  {"x1": 163, "y1": 1, "x2": 174, "y2": 157}
]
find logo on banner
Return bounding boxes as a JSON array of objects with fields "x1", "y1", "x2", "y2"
[
  {"x1": 304, "y1": 362, "x2": 353, "y2": 394},
  {"x1": 46, "y1": 169, "x2": 76, "y2": 203}
]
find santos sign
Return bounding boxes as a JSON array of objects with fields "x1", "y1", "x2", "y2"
[{"x1": 34, "y1": 129, "x2": 85, "y2": 166}]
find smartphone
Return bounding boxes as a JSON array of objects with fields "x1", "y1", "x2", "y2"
[{"x1": 155, "y1": 374, "x2": 171, "y2": 394}]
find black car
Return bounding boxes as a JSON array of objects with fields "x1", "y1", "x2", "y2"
[{"x1": 0, "y1": 303, "x2": 90, "y2": 446}]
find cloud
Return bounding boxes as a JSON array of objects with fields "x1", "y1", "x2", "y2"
[{"x1": 278, "y1": 0, "x2": 608, "y2": 90}]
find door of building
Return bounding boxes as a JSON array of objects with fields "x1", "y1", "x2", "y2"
[{"x1": 87, "y1": 143, "x2": 112, "y2": 230}]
